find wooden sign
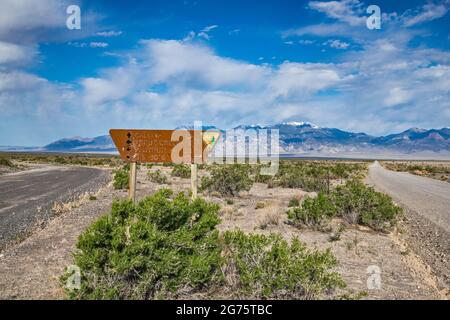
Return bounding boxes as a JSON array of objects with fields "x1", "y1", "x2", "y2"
[{"x1": 109, "y1": 129, "x2": 220, "y2": 164}]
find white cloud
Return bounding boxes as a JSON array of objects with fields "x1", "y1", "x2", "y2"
[
  {"x1": 308, "y1": 0, "x2": 366, "y2": 26},
  {"x1": 403, "y1": 2, "x2": 449, "y2": 27},
  {"x1": 34, "y1": 37, "x2": 446, "y2": 137},
  {"x1": 383, "y1": 87, "x2": 412, "y2": 107},
  {"x1": 185, "y1": 25, "x2": 219, "y2": 41},
  {"x1": 269, "y1": 62, "x2": 341, "y2": 98},
  {"x1": 139, "y1": 39, "x2": 269, "y2": 89},
  {"x1": 0, "y1": 0, "x2": 68, "y2": 39},
  {"x1": 0, "y1": 0, "x2": 100, "y2": 45},
  {"x1": 2, "y1": 1, "x2": 450, "y2": 145},
  {"x1": 201, "y1": 25, "x2": 219, "y2": 33},
  {"x1": 324, "y1": 39, "x2": 350, "y2": 49},
  {"x1": 0, "y1": 41, "x2": 35, "y2": 65},
  {"x1": 0, "y1": 70, "x2": 45, "y2": 92},
  {"x1": 284, "y1": 22, "x2": 359, "y2": 40}
]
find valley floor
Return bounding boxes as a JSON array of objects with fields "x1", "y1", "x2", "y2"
[{"x1": 0, "y1": 164, "x2": 446, "y2": 299}]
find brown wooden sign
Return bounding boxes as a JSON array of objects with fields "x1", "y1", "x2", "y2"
[{"x1": 109, "y1": 129, "x2": 219, "y2": 164}]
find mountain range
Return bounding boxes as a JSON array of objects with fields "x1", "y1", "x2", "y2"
[{"x1": 1, "y1": 122, "x2": 449, "y2": 159}]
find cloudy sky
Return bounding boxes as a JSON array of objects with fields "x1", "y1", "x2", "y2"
[{"x1": 0, "y1": 0, "x2": 449, "y2": 145}]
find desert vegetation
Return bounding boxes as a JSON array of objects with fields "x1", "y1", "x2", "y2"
[
  {"x1": 0, "y1": 157, "x2": 15, "y2": 167},
  {"x1": 200, "y1": 164, "x2": 253, "y2": 196},
  {"x1": 287, "y1": 179, "x2": 401, "y2": 232},
  {"x1": 63, "y1": 190, "x2": 344, "y2": 299},
  {"x1": 171, "y1": 163, "x2": 191, "y2": 178},
  {"x1": 381, "y1": 161, "x2": 450, "y2": 183},
  {"x1": 113, "y1": 165, "x2": 129, "y2": 190},
  {"x1": 265, "y1": 161, "x2": 367, "y2": 192},
  {"x1": 0, "y1": 156, "x2": 21, "y2": 175},
  {"x1": 1, "y1": 152, "x2": 121, "y2": 167},
  {"x1": 148, "y1": 169, "x2": 169, "y2": 184},
  {"x1": 59, "y1": 158, "x2": 413, "y2": 300}
]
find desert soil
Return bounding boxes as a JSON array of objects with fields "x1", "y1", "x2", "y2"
[{"x1": 0, "y1": 164, "x2": 446, "y2": 299}]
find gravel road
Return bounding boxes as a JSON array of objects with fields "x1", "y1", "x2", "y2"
[
  {"x1": 367, "y1": 161, "x2": 449, "y2": 293},
  {"x1": 0, "y1": 165, "x2": 110, "y2": 250}
]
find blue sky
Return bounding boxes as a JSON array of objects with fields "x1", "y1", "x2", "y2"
[{"x1": 1, "y1": 0, "x2": 449, "y2": 145}]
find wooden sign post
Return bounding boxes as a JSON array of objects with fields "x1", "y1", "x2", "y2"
[
  {"x1": 128, "y1": 162, "x2": 137, "y2": 203},
  {"x1": 191, "y1": 163, "x2": 198, "y2": 200},
  {"x1": 110, "y1": 129, "x2": 220, "y2": 202}
]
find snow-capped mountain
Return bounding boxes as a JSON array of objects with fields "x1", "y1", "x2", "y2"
[{"x1": 10, "y1": 122, "x2": 447, "y2": 159}]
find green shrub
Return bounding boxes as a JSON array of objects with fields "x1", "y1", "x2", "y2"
[
  {"x1": 63, "y1": 190, "x2": 345, "y2": 300},
  {"x1": 54, "y1": 156, "x2": 67, "y2": 164},
  {"x1": 148, "y1": 169, "x2": 169, "y2": 184},
  {"x1": 0, "y1": 158, "x2": 14, "y2": 167},
  {"x1": 222, "y1": 231, "x2": 345, "y2": 299},
  {"x1": 253, "y1": 165, "x2": 273, "y2": 184},
  {"x1": 171, "y1": 164, "x2": 191, "y2": 178},
  {"x1": 113, "y1": 168, "x2": 129, "y2": 190},
  {"x1": 287, "y1": 193, "x2": 336, "y2": 229},
  {"x1": 162, "y1": 162, "x2": 174, "y2": 167},
  {"x1": 287, "y1": 179, "x2": 401, "y2": 232},
  {"x1": 200, "y1": 164, "x2": 253, "y2": 196},
  {"x1": 268, "y1": 161, "x2": 367, "y2": 192},
  {"x1": 270, "y1": 162, "x2": 328, "y2": 192},
  {"x1": 288, "y1": 198, "x2": 300, "y2": 207},
  {"x1": 332, "y1": 180, "x2": 401, "y2": 232},
  {"x1": 64, "y1": 190, "x2": 222, "y2": 299}
]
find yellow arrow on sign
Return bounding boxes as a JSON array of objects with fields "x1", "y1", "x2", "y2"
[{"x1": 202, "y1": 131, "x2": 220, "y2": 146}]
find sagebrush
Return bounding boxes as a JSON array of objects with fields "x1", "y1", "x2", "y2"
[
  {"x1": 171, "y1": 164, "x2": 191, "y2": 178},
  {"x1": 288, "y1": 179, "x2": 401, "y2": 232},
  {"x1": 63, "y1": 190, "x2": 345, "y2": 299},
  {"x1": 148, "y1": 169, "x2": 169, "y2": 184},
  {"x1": 113, "y1": 165, "x2": 129, "y2": 190},
  {"x1": 200, "y1": 164, "x2": 253, "y2": 196}
]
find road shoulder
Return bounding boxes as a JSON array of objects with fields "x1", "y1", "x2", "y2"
[
  {"x1": 366, "y1": 162, "x2": 449, "y2": 298},
  {"x1": 0, "y1": 180, "x2": 115, "y2": 299}
]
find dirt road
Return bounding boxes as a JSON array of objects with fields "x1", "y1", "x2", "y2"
[
  {"x1": 367, "y1": 161, "x2": 449, "y2": 293},
  {"x1": 368, "y1": 161, "x2": 450, "y2": 232},
  {"x1": 0, "y1": 165, "x2": 109, "y2": 250}
]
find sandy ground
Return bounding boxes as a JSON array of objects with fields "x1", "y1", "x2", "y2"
[{"x1": 0, "y1": 164, "x2": 445, "y2": 299}]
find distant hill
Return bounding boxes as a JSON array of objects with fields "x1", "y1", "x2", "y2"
[
  {"x1": 43, "y1": 135, "x2": 116, "y2": 153},
  {"x1": 2, "y1": 122, "x2": 448, "y2": 159}
]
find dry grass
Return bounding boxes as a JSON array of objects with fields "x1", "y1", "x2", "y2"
[
  {"x1": 258, "y1": 208, "x2": 281, "y2": 229},
  {"x1": 381, "y1": 161, "x2": 450, "y2": 183},
  {"x1": 51, "y1": 190, "x2": 101, "y2": 215}
]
